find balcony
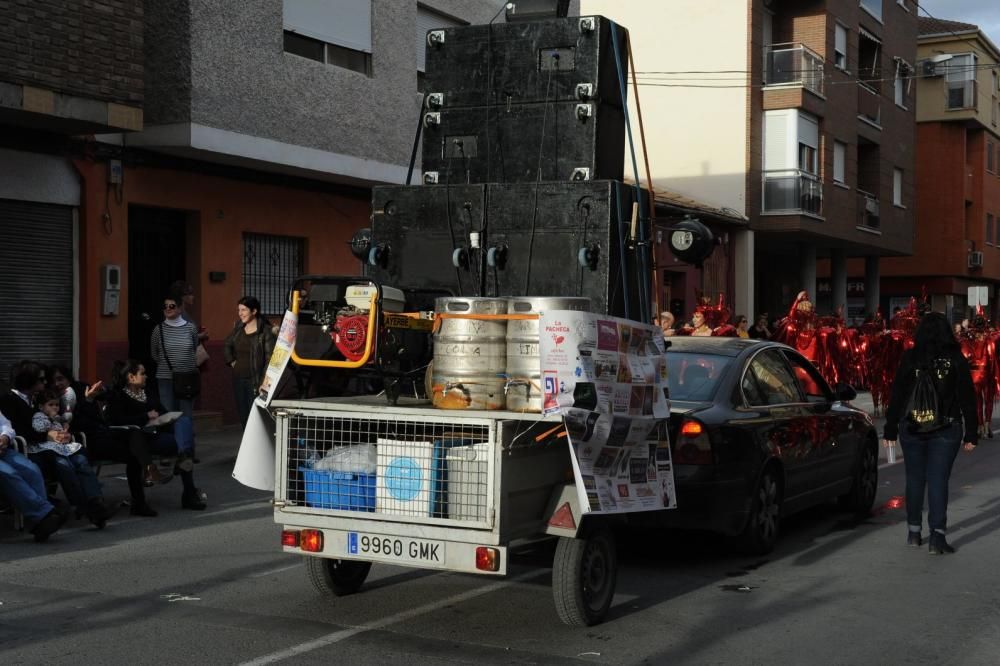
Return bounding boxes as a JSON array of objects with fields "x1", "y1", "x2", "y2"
[
  {"x1": 765, "y1": 43, "x2": 825, "y2": 97},
  {"x1": 858, "y1": 189, "x2": 880, "y2": 229},
  {"x1": 858, "y1": 82, "x2": 881, "y2": 127},
  {"x1": 946, "y1": 80, "x2": 977, "y2": 110},
  {"x1": 763, "y1": 170, "x2": 823, "y2": 216}
]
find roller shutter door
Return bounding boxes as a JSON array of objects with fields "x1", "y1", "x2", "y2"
[{"x1": 0, "y1": 198, "x2": 74, "y2": 388}]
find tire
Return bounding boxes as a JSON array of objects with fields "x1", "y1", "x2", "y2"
[
  {"x1": 839, "y1": 442, "x2": 878, "y2": 516},
  {"x1": 552, "y1": 528, "x2": 618, "y2": 627},
  {"x1": 305, "y1": 557, "x2": 372, "y2": 597},
  {"x1": 736, "y1": 468, "x2": 781, "y2": 555}
]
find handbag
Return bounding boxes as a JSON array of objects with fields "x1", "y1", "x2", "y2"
[
  {"x1": 196, "y1": 343, "x2": 210, "y2": 367},
  {"x1": 159, "y1": 324, "x2": 201, "y2": 400}
]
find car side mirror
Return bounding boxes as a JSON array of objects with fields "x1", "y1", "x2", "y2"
[{"x1": 834, "y1": 383, "x2": 857, "y2": 402}]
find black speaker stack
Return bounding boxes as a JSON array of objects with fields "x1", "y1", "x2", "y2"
[{"x1": 367, "y1": 14, "x2": 652, "y2": 321}]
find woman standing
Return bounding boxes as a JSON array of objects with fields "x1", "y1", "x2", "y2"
[
  {"x1": 883, "y1": 312, "x2": 977, "y2": 554},
  {"x1": 107, "y1": 359, "x2": 206, "y2": 512},
  {"x1": 150, "y1": 294, "x2": 199, "y2": 418},
  {"x1": 223, "y1": 296, "x2": 277, "y2": 427}
]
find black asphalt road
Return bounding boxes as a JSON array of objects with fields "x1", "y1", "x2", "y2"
[{"x1": 3, "y1": 424, "x2": 1000, "y2": 665}]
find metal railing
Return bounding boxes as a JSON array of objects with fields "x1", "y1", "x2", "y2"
[
  {"x1": 763, "y1": 170, "x2": 823, "y2": 216},
  {"x1": 765, "y1": 43, "x2": 825, "y2": 96},
  {"x1": 858, "y1": 189, "x2": 880, "y2": 229}
]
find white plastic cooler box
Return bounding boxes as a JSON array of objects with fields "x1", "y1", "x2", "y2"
[{"x1": 375, "y1": 437, "x2": 488, "y2": 519}]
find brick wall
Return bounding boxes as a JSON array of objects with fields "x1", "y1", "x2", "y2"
[{"x1": 0, "y1": 0, "x2": 144, "y2": 106}]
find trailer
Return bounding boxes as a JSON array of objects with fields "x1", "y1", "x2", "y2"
[{"x1": 270, "y1": 395, "x2": 618, "y2": 627}]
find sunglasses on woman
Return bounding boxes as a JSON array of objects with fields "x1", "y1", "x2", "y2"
[{"x1": 163, "y1": 303, "x2": 178, "y2": 310}]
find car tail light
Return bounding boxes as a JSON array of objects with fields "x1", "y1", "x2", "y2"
[
  {"x1": 281, "y1": 530, "x2": 300, "y2": 548},
  {"x1": 476, "y1": 546, "x2": 500, "y2": 572},
  {"x1": 674, "y1": 418, "x2": 712, "y2": 464},
  {"x1": 300, "y1": 529, "x2": 324, "y2": 553}
]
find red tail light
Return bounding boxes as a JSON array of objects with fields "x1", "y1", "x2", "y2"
[
  {"x1": 674, "y1": 419, "x2": 712, "y2": 464},
  {"x1": 300, "y1": 529, "x2": 324, "y2": 553},
  {"x1": 281, "y1": 530, "x2": 300, "y2": 548}
]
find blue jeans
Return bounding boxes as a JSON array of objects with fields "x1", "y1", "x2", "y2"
[
  {"x1": 0, "y1": 447, "x2": 54, "y2": 525},
  {"x1": 157, "y1": 378, "x2": 194, "y2": 420},
  {"x1": 151, "y1": 415, "x2": 194, "y2": 456},
  {"x1": 900, "y1": 423, "x2": 962, "y2": 532},
  {"x1": 29, "y1": 450, "x2": 103, "y2": 509}
]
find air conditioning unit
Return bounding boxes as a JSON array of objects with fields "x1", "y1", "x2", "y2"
[
  {"x1": 865, "y1": 197, "x2": 879, "y2": 215},
  {"x1": 969, "y1": 251, "x2": 984, "y2": 268},
  {"x1": 920, "y1": 60, "x2": 939, "y2": 77}
]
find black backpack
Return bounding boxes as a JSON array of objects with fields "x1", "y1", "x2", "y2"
[{"x1": 904, "y1": 359, "x2": 953, "y2": 434}]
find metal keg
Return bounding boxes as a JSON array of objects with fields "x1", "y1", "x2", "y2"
[
  {"x1": 505, "y1": 297, "x2": 591, "y2": 412},
  {"x1": 432, "y1": 297, "x2": 508, "y2": 410}
]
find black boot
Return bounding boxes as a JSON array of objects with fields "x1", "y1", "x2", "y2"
[
  {"x1": 928, "y1": 531, "x2": 955, "y2": 554},
  {"x1": 86, "y1": 498, "x2": 120, "y2": 529},
  {"x1": 129, "y1": 502, "x2": 158, "y2": 517},
  {"x1": 182, "y1": 488, "x2": 207, "y2": 511}
]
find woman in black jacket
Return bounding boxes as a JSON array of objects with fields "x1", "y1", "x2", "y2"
[
  {"x1": 223, "y1": 296, "x2": 277, "y2": 428},
  {"x1": 106, "y1": 359, "x2": 206, "y2": 512},
  {"x1": 883, "y1": 312, "x2": 977, "y2": 554}
]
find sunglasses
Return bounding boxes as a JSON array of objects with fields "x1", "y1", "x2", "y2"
[{"x1": 163, "y1": 303, "x2": 178, "y2": 310}]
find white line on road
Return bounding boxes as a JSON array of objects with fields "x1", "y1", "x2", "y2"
[
  {"x1": 239, "y1": 568, "x2": 548, "y2": 665},
  {"x1": 247, "y1": 563, "x2": 302, "y2": 578}
]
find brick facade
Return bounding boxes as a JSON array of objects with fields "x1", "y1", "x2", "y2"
[{"x1": 0, "y1": 0, "x2": 144, "y2": 106}]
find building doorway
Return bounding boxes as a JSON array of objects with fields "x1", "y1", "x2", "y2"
[{"x1": 127, "y1": 205, "x2": 188, "y2": 374}]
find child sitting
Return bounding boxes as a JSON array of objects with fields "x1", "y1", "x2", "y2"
[{"x1": 30, "y1": 390, "x2": 116, "y2": 528}]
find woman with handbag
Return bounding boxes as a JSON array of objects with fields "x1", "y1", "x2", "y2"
[
  {"x1": 107, "y1": 359, "x2": 207, "y2": 512},
  {"x1": 883, "y1": 312, "x2": 977, "y2": 554},
  {"x1": 223, "y1": 296, "x2": 277, "y2": 428},
  {"x1": 150, "y1": 294, "x2": 200, "y2": 419}
]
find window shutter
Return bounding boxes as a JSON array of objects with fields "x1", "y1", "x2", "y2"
[
  {"x1": 416, "y1": 6, "x2": 463, "y2": 72},
  {"x1": 834, "y1": 142, "x2": 846, "y2": 182},
  {"x1": 764, "y1": 111, "x2": 793, "y2": 171},
  {"x1": 283, "y1": 0, "x2": 372, "y2": 53},
  {"x1": 835, "y1": 24, "x2": 847, "y2": 55},
  {"x1": 798, "y1": 112, "x2": 818, "y2": 149}
]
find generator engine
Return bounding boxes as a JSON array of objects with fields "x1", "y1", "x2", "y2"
[{"x1": 332, "y1": 284, "x2": 405, "y2": 361}]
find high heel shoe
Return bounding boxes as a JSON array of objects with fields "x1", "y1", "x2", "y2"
[{"x1": 144, "y1": 464, "x2": 173, "y2": 486}]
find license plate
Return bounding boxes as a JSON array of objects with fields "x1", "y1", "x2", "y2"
[{"x1": 347, "y1": 532, "x2": 444, "y2": 565}]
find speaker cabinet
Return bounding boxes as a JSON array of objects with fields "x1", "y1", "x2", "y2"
[
  {"x1": 423, "y1": 16, "x2": 628, "y2": 109},
  {"x1": 421, "y1": 101, "x2": 625, "y2": 184}
]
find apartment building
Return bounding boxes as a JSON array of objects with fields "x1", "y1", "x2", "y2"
[
  {"x1": 879, "y1": 18, "x2": 1000, "y2": 321},
  {"x1": 0, "y1": 0, "x2": 504, "y2": 422},
  {"x1": 581, "y1": 0, "x2": 917, "y2": 322}
]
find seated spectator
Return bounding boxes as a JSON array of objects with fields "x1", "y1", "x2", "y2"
[
  {"x1": 0, "y1": 409, "x2": 68, "y2": 541},
  {"x1": 30, "y1": 390, "x2": 116, "y2": 528},
  {"x1": 735, "y1": 315, "x2": 750, "y2": 339},
  {"x1": 106, "y1": 359, "x2": 207, "y2": 512},
  {"x1": 749, "y1": 314, "x2": 772, "y2": 339},
  {"x1": 0, "y1": 360, "x2": 49, "y2": 448},
  {"x1": 49, "y1": 364, "x2": 170, "y2": 517}
]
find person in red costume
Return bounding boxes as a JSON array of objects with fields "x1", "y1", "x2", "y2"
[
  {"x1": 773, "y1": 291, "x2": 818, "y2": 361},
  {"x1": 959, "y1": 308, "x2": 997, "y2": 439},
  {"x1": 677, "y1": 294, "x2": 737, "y2": 337}
]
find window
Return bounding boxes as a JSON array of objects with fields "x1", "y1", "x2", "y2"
[
  {"x1": 743, "y1": 350, "x2": 802, "y2": 406},
  {"x1": 858, "y1": 28, "x2": 882, "y2": 91},
  {"x1": 834, "y1": 24, "x2": 848, "y2": 71},
  {"x1": 799, "y1": 143, "x2": 817, "y2": 174},
  {"x1": 834, "y1": 141, "x2": 847, "y2": 184},
  {"x1": 945, "y1": 53, "x2": 977, "y2": 109},
  {"x1": 989, "y1": 141, "x2": 996, "y2": 172},
  {"x1": 860, "y1": 0, "x2": 882, "y2": 22},
  {"x1": 243, "y1": 233, "x2": 305, "y2": 315},
  {"x1": 283, "y1": 0, "x2": 372, "y2": 76},
  {"x1": 784, "y1": 352, "x2": 833, "y2": 403},
  {"x1": 894, "y1": 58, "x2": 912, "y2": 108},
  {"x1": 763, "y1": 110, "x2": 822, "y2": 214},
  {"x1": 988, "y1": 213, "x2": 995, "y2": 246},
  {"x1": 994, "y1": 72, "x2": 999, "y2": 126},
  {"x1": 893, "y1": 168, "x2": 903, "y2": 206}
]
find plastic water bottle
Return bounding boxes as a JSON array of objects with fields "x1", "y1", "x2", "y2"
[{"x1": 886, "y1": 442, "x2": 897, "y2": 464}]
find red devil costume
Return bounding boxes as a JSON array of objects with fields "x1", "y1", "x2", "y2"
[
  {"x1": 958, "y1": 307, "x2": 998, "y2": 437},
  {"x1": 676, "y1": 294, "x2": 738, "y2": 337}
]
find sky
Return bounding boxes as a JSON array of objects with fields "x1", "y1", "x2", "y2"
[{"x1": 917, "y1": 0, "x2": 1000, "y2": 43}]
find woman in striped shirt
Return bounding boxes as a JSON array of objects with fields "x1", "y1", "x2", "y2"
[{"x1": 150, "y1": 295, "x2": 199, "y2": 419}]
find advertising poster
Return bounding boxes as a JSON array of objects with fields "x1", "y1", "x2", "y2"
[{"x1": 539, "y1": 311, "x2": 676, "y2": 515}]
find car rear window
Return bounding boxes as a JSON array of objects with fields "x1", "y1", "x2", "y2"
[{"x1": 667, "y1": 352, "x2": 732, "y2": 401}]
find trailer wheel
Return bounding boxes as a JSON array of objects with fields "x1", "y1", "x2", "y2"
[
  {"x1": 552, "y1": 527, "x2": 617, "y2": 627},
  {"x1": 306, "y1": 557, "x2": 372, "y2": 597}
]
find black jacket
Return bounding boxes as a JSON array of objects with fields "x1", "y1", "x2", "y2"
[
  {"x1": 106, "y1": 389, "x2": 166, "y2": 429},
  {"x1": 0, "y1": 391, "x2": 44, "y2": 444},
  {"x1": 884, "y1": 347, "x2": 978, "y2": 444},
  {"x1": 223, "y1": 316, "x2": 278, "y2": 384}
]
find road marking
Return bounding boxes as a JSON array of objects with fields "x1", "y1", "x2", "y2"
[
  {"x1": 239, "y1": 569, "x2": 548, "y2": 665},
  {"x1": 248, "y1": 563, "x2": 302, "y2": 578}
]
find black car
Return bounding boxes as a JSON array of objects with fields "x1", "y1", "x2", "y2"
[{"x1": 658, "y1": 337, "x2": 879, "y2": 554}]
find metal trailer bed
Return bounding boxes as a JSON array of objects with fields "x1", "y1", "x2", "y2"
[{"x1": 270, "y1": 395, "x2": 618, "y2": 626}]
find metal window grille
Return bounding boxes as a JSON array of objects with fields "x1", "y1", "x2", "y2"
[
  {"x1": 283, "y1": 413, "x2": 492, "y2": 524},
  {"x1": 243, "y1": 233, "x2": 304, "y2": 315}
]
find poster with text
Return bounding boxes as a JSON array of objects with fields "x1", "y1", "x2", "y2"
[{"x1": 540, "y1": 311, "x2": 675, "y2": 514}]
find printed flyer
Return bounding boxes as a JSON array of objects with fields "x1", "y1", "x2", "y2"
[{"x1": 539, "y1": 311, "x2": 676, "y2": 515}]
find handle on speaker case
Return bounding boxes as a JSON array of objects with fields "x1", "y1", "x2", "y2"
[{"x1": 452, "y1": 247, "x2": 469, "y2": 269}]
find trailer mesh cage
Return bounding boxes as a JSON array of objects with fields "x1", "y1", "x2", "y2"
[{"x1": 282, "y1": 412, "x2": 493, "y2": 523}]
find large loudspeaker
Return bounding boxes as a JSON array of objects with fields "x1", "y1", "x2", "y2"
[
  {"x1": 423, "y1": 16, "x2": 628, "y2": 109},
  {"x1": 368, "y1": 181, "x2": 651, "y2": 319},
  {"x1": 369, "y1": 184, "x2": 487, "y2": 298},
  {"x1": 422, "y1": 101, "x2": 625, "y2": 184},
  {"x1": 486, "y1": 181, "x2": 648, "y2": 319}
]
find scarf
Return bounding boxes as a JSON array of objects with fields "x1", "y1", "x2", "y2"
[
  {"x1": 164, "y1": 316, "x2": 188, "y2": 328},
  {"x1": 124, "y1": 386, "x2": 147, "y2": 403}
]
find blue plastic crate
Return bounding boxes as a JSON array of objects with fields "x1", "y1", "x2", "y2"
[{"x1": 300, "y1": 467, "x2": 375, "y2": 512}]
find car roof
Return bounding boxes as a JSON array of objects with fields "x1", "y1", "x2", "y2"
[{"x1": 664, "y1": 336, "x2": 775, "y2": 357}]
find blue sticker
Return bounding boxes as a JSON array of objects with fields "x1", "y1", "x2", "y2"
[
  {"x1": 385, "y1": 457, "x2": 423, "y2": 501},
  {"x1": 348, "y1": 532, "x2": 358, "y2": 554}
]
